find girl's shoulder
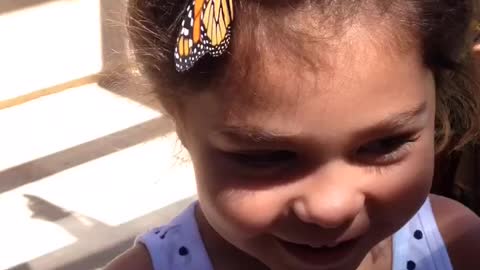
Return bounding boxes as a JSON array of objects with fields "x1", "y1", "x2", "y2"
[
  {"x1": 430, "y1": 194, "x2": 480, "y2": 270},
  {"x1": 103, "y1": 203, "x2": 206, "y2": 270},
  {"x1": 103, "y1": 243, "x2": 153, "y2": 270}
]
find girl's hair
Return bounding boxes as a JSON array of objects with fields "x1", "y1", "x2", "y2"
[{"x1": 126, "y1": 0, "x2": 480, "y2": 155}]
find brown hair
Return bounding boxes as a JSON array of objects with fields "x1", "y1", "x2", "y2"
[{"x1": 126, "y1": 0, "x2": 480, "y2": 155}]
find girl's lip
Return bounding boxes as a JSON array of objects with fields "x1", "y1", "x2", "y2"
[
  {"x1": 276, "y1": 236, "x2": 361, "y2": 268},
  {"x1": 281, "y1": 237, "x2": 352, "y2": 248},
  {"x1": 274, "y1": 233, "x2": 361, "y2": 249}
]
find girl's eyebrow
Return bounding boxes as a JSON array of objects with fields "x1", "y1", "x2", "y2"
[
  {"x1": 215, "y1": 101, "x2": 428, "y2": 144},
  {"x1": 355, "y1": 101, "x2": 428, "y2": 137},
  {"x1": 215, "y1": 127, "x2": 299, "y2": 144}
]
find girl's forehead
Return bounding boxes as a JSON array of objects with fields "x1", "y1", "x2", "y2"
[
  {"x1": 212, "y1": 23, "x2": 421, "y2": 118},
  {"x1": 183, "y1": 39, "x2": 432, "y2": 144},
  {"x1": 178, "y1": 8, "x2": 435, "y2": 145}
]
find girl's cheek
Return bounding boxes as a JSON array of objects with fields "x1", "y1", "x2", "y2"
[
  {"x1": 193, "y1": 153, "x2": 291, "y2": 236},
  {"x1": 200, "y1": 183, "x2": 289, "y2": 236},
  {"x1": 368, "y1": 162, "x2": 432, "y2": 208},
  {"x1": 366, "y1": 138, "x2": 434, "y2": 227}
]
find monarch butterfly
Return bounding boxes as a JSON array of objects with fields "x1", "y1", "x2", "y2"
[{"x1": 174, "y1": 0, "x2": 234, "y2": 72}]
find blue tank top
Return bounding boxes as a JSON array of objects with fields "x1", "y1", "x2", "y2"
[{"x1": 137, "y1": 198, "x2": 452, "y2": 270}]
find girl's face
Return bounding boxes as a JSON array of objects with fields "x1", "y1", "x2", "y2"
[{"x1": 178, "y1": 25, "x2": 436, "y2": 270}]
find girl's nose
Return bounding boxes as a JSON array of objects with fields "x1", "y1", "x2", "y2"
[{"x1": 291, "y1": 171, "x2": 365, "y2": 229}]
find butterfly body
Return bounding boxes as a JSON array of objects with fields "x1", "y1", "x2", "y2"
[{"x1": 174, "y1": 0, "x2": 234, "y2": 72}]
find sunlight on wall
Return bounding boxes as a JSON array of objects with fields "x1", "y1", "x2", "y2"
[
  {"x1": 0, "y1": 132, "x2": 196, "y2": 269},
  {"x1": 0, "y1": 83, "x2": 161, "y2": 171},
  {"x1": 0, "y1": 0, "x2": 103, "y2": 101},
  {"x1": 0, "y1": 82, "x2": 195, "y2": 269},
  {"x1": 0, "y1": 2, "x2": 195, "y2": 269},
  {"x1": 8, "y1": 132, "x2": 196, "y2": 226}
]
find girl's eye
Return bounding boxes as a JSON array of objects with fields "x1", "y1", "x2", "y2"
[
  {"x1": 226, "y1": 150, "x2": 297, "y2": 169},
  {"x1": 356, "y1": 135, "x2": 418, "y2": 165}
]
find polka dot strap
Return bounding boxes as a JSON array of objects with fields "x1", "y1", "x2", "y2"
[
  {"x1": 136, "y1": 203, "x2": 214, "y2": 270},
  {"x1": 392, "y1": 198, "x2": 453, "y2": 270},
  {"x1": 417, "y1": 199, "x2": 453, "y2": 270}
]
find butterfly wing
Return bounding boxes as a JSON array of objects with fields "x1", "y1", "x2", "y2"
[
  {"x1": 202, "y1": 0, "x2": 234, "y2": 56},
  {"x1": 174, "y1": 0, "x2": 234, "y2": 72},
  {"x1": 174, "y1": 0, "x2": 208, "y2": 72}
]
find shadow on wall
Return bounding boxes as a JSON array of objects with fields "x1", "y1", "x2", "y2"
[{"x1": 8, "y1": 195, "x2": 196, "y2": 270}]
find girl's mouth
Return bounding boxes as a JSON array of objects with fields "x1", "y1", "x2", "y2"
[{"x1": 276, "y1": 237, "x2": 361, "y2": 268}]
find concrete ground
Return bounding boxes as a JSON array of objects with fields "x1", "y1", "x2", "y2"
[{"x1": 0, "y1": 83, "x2": 197, "y2": 270}]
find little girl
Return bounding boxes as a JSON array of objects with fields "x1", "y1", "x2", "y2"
[{"x1": 106, "y1": 0, "x2": 480, "y2": 269}]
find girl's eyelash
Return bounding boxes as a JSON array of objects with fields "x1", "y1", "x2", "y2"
[
  {"x1": 222, "y1": 134, "x2": 419, "y2": 173},
  {"x1": 355, "y1": 135, "x2": 419, "y2": 166},
  {"x1": 226, "y1": 150, "x2": 296, "y2": 169}
]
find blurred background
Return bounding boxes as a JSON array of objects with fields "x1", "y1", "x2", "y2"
[
  {"x1": 0, "y1": 2, "x2": 479, "y2": 270},
  {"x1": 0, "y1": 1, "x2": 197, "y2": 269}
]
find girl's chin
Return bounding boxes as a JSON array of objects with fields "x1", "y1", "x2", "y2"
[{"x1": 260, "y1": 236, "x2": 367, "y2": 270}]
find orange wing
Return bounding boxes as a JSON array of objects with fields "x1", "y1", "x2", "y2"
[
  {"x1": 174, "y1": 0, "x2": 208, "y2": 72},
  {"x1": 174, "y1": 0, "x2": 234, "y2": 72},
  {"x1": 193, "y1": 0, "x2": 205, "y2": 43},
  {"x1": 202, "y1": 0, "x2": 234, "y2": 56}
]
